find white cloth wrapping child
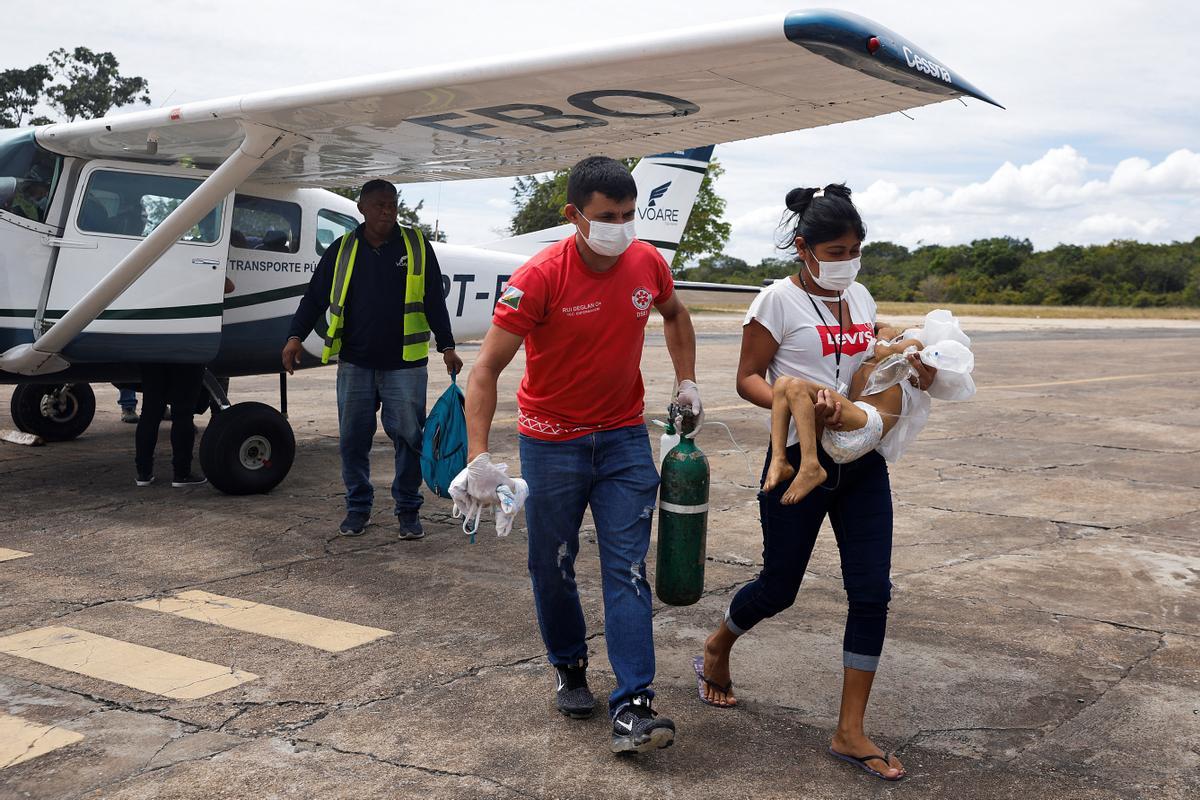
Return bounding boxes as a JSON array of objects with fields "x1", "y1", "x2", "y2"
[{"x1": 824, "y1": 309, "x2": 976, "y2": 464}]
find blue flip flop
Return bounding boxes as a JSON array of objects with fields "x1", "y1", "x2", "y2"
[
  {"x1": 692, "y1": 655, "x2": 735, "y2": 708},
  {"x1": 827, "y1": 747, "x2": 905, "y2": 781}
]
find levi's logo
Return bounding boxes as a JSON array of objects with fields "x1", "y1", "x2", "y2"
[{"x1": 816, "y1": 323, "x2": 875, "y2": 356}]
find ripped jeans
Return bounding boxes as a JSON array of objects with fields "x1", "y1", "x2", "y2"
[{"x1": 519, "y1": 424, "x2": 660, "y2": 716}]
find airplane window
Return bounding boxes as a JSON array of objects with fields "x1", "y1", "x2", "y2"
[
  {"x1": 316, "y1": 209, "x2": 358, "y2": 256},
  {"x1": 232, "y1": 194, "x2": 302, "y2": 253},
  {"x1": 77, "y1": 169, "x2": 223, "y2": 243},
  {"x1": 0, "y1": 130, "x2": 62, "y2": 225}
]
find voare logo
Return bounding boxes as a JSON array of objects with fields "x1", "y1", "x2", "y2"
[{"x1": 647, "y1": 182, "x2": 671, "y2": 208}]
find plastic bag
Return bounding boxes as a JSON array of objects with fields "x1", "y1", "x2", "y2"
[
  {"x1": 862, "y1": 352, "x2": 915, "y2": 397},
  {"x1": 919, "y1": 309, "x2": 972, "y2": 348},
  {"x1": 919, "y1": 339, "x2": 974, "y2": 374}
]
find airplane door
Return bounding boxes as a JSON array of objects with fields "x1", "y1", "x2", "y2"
[{"x1": 45, "y1": 161, "x2": 231, "y2": 363}]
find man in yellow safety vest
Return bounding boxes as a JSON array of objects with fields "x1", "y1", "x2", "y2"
[{"x1": 282, "y1": 179, "x2": 461, "y2": 538}]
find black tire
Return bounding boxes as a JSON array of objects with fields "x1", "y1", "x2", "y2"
[
  {"x1": 199, "y1": 401, "x2": 295, "y2": 495},
  {"x1": 10, "y1": 383, "x2": 96, "y2": 442}
]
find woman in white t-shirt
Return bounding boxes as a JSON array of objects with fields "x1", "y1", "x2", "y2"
[{"x1": 693, "y1": 184, "x2": 935, "y2": 782}]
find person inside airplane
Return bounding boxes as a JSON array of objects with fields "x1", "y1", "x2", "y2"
[
  {"x1": 282, "y1": 179, "x2": 462, "y2": 539},
  {"x1": 5, "y1": 180, "x2": 50, "y2": 222},
  {"x1": 258, "y1": 229, "x2": 291, "y2": 252},
  {"x1": 114, "y1": 202, "x2": 149, "y2": 237}
]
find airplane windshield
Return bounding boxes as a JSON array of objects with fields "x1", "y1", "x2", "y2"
[{"x1": 0, "y1": 130, "x2": 61, "y2": 225}]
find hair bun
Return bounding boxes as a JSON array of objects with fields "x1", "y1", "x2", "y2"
[
  {"x1": 784, "y1": 187, "x2": 819, "y2": 213},
  {"x1": 822, "y1": 183, "x2": 852, "y2": 200}
]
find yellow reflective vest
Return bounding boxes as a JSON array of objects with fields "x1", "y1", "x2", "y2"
[{"x1": 321, "y1": 227, "x2": 430, "y2": 364}]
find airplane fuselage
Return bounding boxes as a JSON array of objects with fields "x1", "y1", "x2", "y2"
[{"x1": 0, "y1": 147, "x2": 523, "y2": 384}]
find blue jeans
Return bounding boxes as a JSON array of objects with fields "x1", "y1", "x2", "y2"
[
  {"x1": 116, "y1": 385, "x2": 137, "y2": 410},
  {"x1": 336, "y1": 361, "x2": 427, "y2": 516},
  {"x1": 727, "y1": 444, "x2": 893, "y2": 672},
  {"x1": 520, "y1": 424, "x2": 660, "y2": 716}
]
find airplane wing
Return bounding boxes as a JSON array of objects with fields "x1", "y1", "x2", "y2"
[{"x1": 34, "y1": 10, "x2": 999, "y2": 188}]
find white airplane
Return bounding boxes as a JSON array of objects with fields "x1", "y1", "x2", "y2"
[{"x1": 0, "y1": 8, "x2": 998, "y2": 494}]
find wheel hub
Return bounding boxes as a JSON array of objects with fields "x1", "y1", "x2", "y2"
[
  {"x1": 238, "y1": 435, "x2": 272, "y2": 470},
  {"x1": 38, "y1": 387, "x2": 78, "y2": 423}
]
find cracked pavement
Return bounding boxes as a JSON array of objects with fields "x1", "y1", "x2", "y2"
[{"x1": 1, "y1": 315, "x2": 1199, "y2": 799}]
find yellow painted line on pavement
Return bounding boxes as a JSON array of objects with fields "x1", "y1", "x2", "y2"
[
  {"x1": 0, "y1": 548, "x2": 32, "y2": 562},
  {"x1": 0, "y1": 713, "x2": 84, "y2": 769},
  {"x1": 134, "y1": 590, "x2": 392, "y2": 653},
  {"x1": 0, "y1": 627, "x2": 257, "y2": 699},
  {"x1": 986, "y1": 369, "x2": 1200, "y2": 391}
]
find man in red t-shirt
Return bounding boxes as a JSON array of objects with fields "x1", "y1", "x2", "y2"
[{"x1": 465, "y1": 156, "x2": 700, "y2": 754}]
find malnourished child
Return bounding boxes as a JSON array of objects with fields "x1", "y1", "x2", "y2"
[{"x1": 763, "y1": 310, "x2": 975, "y2": 504}]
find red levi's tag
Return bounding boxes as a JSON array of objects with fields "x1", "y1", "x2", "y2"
[{"x1": 816, "y1": 323, "x2": 875, "y2": 357}]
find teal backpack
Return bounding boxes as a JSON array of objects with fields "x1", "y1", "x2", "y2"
[{"x1": 421, "y1": 373, "x2": 468, "y2": 499}]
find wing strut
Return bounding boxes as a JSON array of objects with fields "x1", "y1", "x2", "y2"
[{"x1": 0, "y1": 123, "x2": 297, "y2": 376}]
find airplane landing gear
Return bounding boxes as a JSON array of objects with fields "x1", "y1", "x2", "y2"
[
  {"x1": 198, "y1": 373, "x2": 295, "y2": 495},
  {"x1": 10, "y1": 383, "x2": 96, "y2": 442}
]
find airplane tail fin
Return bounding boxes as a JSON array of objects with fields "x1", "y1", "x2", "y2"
[{"x1": 482, "y1": 146, "x2": 716, "y2": 264}]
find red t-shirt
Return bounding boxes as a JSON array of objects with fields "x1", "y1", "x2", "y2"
[{"x1": 492, "y1": 237, "x2": 675, "y2": 441}]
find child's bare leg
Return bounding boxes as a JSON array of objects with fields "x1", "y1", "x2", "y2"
[
  {"x1": 862, "y1": 383, "x2": 904, "y2": 437},
  {"x1": 779, "y1": 380, "x2": 827, "y2": 505},
  {"x1": 762, "y1": 378, "x2": 798, "y2": 491}
]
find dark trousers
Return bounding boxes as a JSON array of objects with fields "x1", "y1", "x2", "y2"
[
  {"x1": 727, "y1": 444, "x2": 894, "y2": 672},
  {"x1": 135, "y1": 363, "x2": 205, "y2": 477}
]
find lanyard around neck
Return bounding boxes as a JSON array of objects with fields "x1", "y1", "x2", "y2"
[{"x1": 800, "y1": 273, "x2": 845, "y2": 388}]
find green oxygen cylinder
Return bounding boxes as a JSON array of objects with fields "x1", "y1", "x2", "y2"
[{"x1": 655, "y1": 408, "x2": 709, "y2": 606}]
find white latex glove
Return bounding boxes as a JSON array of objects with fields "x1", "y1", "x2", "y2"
[
  {"x1": 449, "y1": 467, "x2": 482, "y2": 537},
  {"x1": 465, "y1": 452, "x2": 516, "y2": 504},
  {"x1": 674, "y1": 379, "x2": 704, "y2": 438},
  {"x1": 495, "y1": 478, "x2": 530, "y2": 538}
]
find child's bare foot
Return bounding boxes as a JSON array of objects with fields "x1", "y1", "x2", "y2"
[
  {"x1": 761, "y1": 459, "x2": 796, "y2": 492},
  {"x1": 781, "y1": 463, "x2": 826, "y2": 505}
]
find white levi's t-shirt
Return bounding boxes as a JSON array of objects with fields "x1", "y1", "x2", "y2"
[{"x1": 745, "y1": 277, "x2": 878, "y2": 446}]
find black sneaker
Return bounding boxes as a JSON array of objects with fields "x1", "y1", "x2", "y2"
[
  {"x1": 554, "y1": 660, "x2": 595, "y2": 719},
  {"x1": 397, "y1": 510, "x2": 425, "y2": 540},
  {"x1": 135, "y1": 473, "x2": 155, "y2": 487},
  {"x1": 171, "y1": 473, "x2": 207, "y2": 488},
  {"x1": 339, "y1": 511, "x2": 370, "y2": 536},
  {"x1": 610, "y1": 695, "x2": 675, "y2": 754}
]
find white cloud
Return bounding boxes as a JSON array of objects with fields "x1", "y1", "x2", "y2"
[
  {"x1": 773, "y1": 147, "x2": 1200, "y2": 254},
  {"x1": 1109, "y1": 150, "x2": 1200, "y2": 194},
  {"x1": 1072, "y1": 213, "x2": 1169, "y2": 241},
  {"x1": 946, "y1": 146, "x2": 1095, "y2": 210}
]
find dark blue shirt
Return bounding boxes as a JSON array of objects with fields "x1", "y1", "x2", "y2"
[{"x1": 287, "y1": 224, "x2": 455, "y2": 370}]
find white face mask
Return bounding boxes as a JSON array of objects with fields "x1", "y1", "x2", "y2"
[
  {"x1": 807, "y1": 249, "x2": 861, "y2": 292},
  {"x1": 578, "y1": 213, "x2": 636, "y2": 257}
]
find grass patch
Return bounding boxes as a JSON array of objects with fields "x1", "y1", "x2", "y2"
[
  {"x1": 875, "y1": 302, "x2": 1200, "y2": 320},
  {"x1": 686, "y1": 301, "x2": 1200, "y2": 320}
]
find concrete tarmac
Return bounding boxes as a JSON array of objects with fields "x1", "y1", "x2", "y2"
[{"x1": 1, "y1": 314, "x2": 1198, "y2": 799}]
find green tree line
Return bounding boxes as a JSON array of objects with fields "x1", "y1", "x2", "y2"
[{"x1": 678, "y1": 236, "x2": 1200, "y2": 307}]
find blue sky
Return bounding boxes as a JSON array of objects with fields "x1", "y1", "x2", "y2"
[{"x1": 7, "y1": 0, "x2": 1198, "y2": 262}]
